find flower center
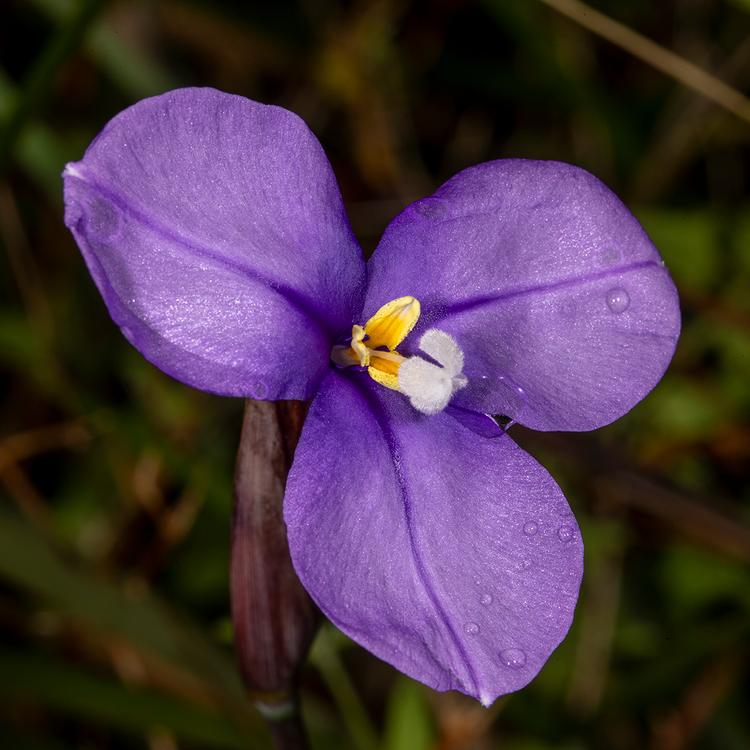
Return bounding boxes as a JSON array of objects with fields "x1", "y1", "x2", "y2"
[{"x1": 331, "y1": 296, "x2": 468, "y2": 415}]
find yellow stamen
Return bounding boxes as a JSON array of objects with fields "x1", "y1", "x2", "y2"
[
  {"x1": 350, "y1": 324, "x2": 370, "y2": 366},
  {"x1": 363, "y1": 296, "x2": 421, "y2": 351},
  {"x1": 367, "y1": 349, "x2": 405, "y2": 391},
  {"x1": 331, "y1": 296, "x2": 420, "y2": 390},
  {"x1": 367, "y1": 366, "x2": 400, "y2": 390}
]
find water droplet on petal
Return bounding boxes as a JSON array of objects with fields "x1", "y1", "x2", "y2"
[
  {"x1": 464, "y1": 622, "x2": 480, "y2": 635},
  {"x1": 500, "y1": 648, "x2": 526, "y2": 669},
  {"x1": 523, "y1": 521, "x2": 538, "y2": 536},
  {"x1": 558, "y1": 525, "x2": 574, "y2": 543},
  {"x1": 606, "y1": 287, "x2": 630, "y2": 314},
  {"x1": 517, "y1": 558, "x2": 532, "y2": 571},
  {"x1": 480, "y1": 593, "x2": 493, "y2": 606},
  {"x1": 474, "y1": 373, "x2": 527, "y2": 420}
]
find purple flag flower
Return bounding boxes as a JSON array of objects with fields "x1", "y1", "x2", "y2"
[{"x1": 62, "y1": 88, "x2": 680, "y2": 705}]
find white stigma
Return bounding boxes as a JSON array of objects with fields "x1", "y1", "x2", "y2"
[{"x1": 398, "y1": 329, "x2": 468, "y2": 415}]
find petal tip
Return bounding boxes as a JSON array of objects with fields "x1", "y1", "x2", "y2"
[
  {"x1": 479, "y1": 691, "x2": 494, "y2": 708},
  {"x1": 62, "y1": 161, "x2": 84, "y2": 179}
]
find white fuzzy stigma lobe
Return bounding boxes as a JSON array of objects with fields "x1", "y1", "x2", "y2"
[
  {"x1": 418, "y1": 329, "x2": 464, "y2": 375},
  {"x1": 398, "y1": 329, "x2": 467, "y2": 415}
]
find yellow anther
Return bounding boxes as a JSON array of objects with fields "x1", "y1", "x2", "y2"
[
  {"x1": 367, "y1": 349, "x2": 405, "y2": 391},
  {"x1": 331, "y1": 296, "x2": 420, "y2": 390},
  {"x1": 331, "y1": 297, "x2": 467, "y2": 413},
  {"x1": 363, "y1": 296, "x2": 421, "y2": 351}
]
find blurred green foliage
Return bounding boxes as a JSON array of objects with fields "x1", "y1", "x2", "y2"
[{"x1": 1, "y1": 0, "x2": 749, "y2": 748}]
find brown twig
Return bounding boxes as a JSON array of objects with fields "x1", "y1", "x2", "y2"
[
  {"x1": 0, "y1": 418, "x2": 91, "y2": 473},
  {"x1": 0, "y1": 418, "x2": 93, "y2": 527},
  {"x1": 650, "y1": 651, "x2": 745, "y2": 750},
  {"x1": 632, "y1": 37, "x2": 750, "y2": 202},
  {"x1": 537, "y1": 0, "x2": 750, "y2": 127}
]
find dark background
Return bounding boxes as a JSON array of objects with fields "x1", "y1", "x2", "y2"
[{"x1": 1, "y1": 1, "x2": 749, "y2": 748}]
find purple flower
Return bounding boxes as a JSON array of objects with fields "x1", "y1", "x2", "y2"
[{"x1": 62, "y1": 88, "x2": 680, "y2": 705}]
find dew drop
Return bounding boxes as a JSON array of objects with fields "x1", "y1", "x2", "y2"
[
  {"x1": 464, "y1": 622, "x2": 480, "y2": 635},
  {"x1": 516, "y1": 558, "x2": 532, "y2": 571},
  {"x1": 500, "y1": 648, "x2": 526, "y2": 669},
  {"x1": 480, "y1": 593, "x2": 493, "y2": 606},
  {"x1": 558, "y1": 525, "x2": 574, "y2": 543},
  {"x1": 523, "y1": 521, "x2": 538, "y2": 536},
  {"x1": 606, "y1": 287, "x2": 630, "y2": 314}
]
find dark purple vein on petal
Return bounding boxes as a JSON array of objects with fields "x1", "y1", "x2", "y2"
[
  {"x1": 76, "y1": 233, "x2": 330, "y2": 398},
  {"x1": 434, "y1": 259, "x2": 665, "y2": 321},
  {"x1": 67, "y1": 172, "x2": 337, "y2": 339},
  {"x1": 353, "y1": 379, "x2": 481, "y2": 697}
]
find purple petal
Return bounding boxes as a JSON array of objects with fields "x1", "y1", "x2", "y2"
[
  {"x1": 284, "y1": 370, "x2": 583, "y2": 703},
  {"x1": 63, "y1": 88, "x2": 365, "y2": 399},
  {"x1": 365, "y1": 160, "x2": 680, "y2": 430}
]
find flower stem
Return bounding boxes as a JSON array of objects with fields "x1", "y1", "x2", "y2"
[{"x1": 231, "y1": 399, "x2": 317, "y2": 750}]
